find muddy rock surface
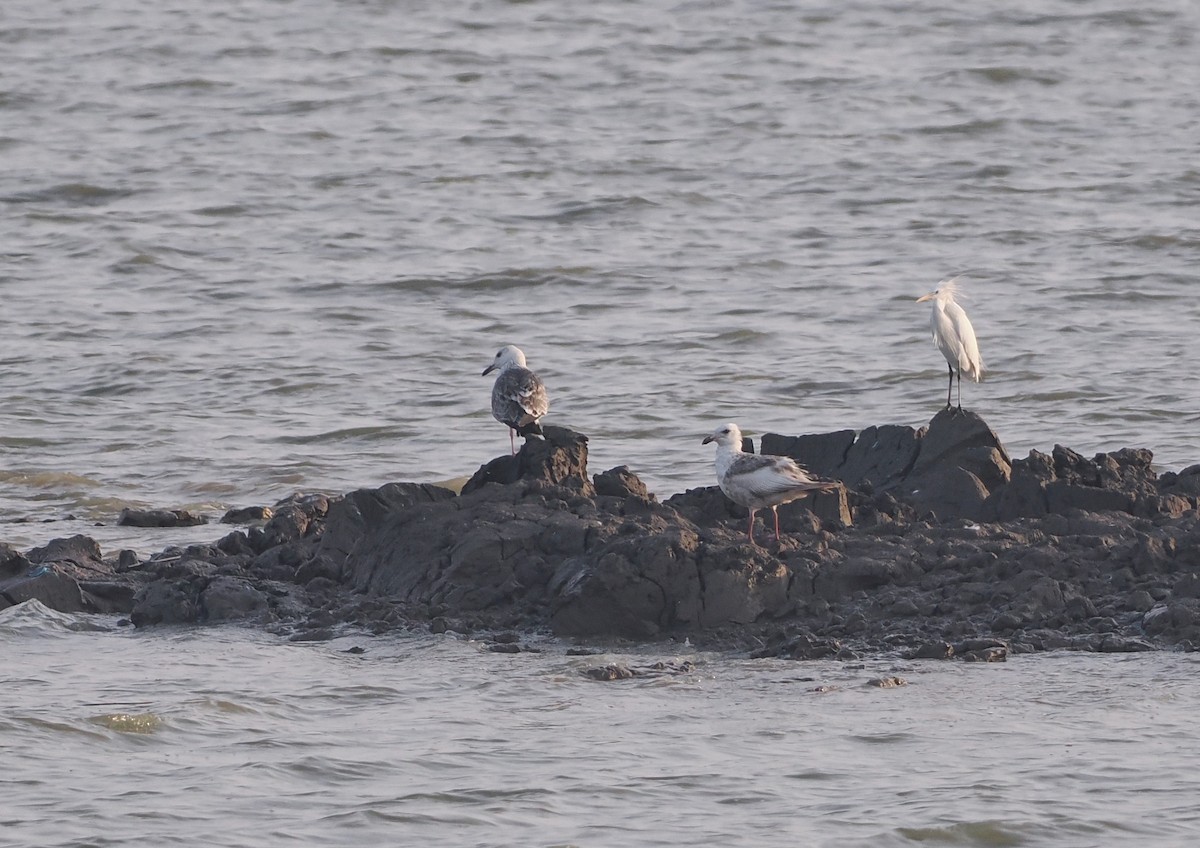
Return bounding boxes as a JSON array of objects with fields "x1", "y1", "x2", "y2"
[{"x1": 4, "y1": 413, "x2": 1199, "y2": 658}]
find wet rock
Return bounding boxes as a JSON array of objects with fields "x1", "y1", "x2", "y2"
[
  {"x1": 664, "y1": 485, "x2": 743, "y2": 526},
  {"x1": 1142, "y1": 603, "x2": 1196, "y2": 638},
  {"x1": 763, "y1": 424, "x2": 923, "y2": 491},
  {"x1": 867, "y1": 676, "x2": 907, "y2": 688},
  {"x1": 779, "y1": 486, "x2": 852, "y2": 528},
  {"x1": 910, "y1": 410, "x2": 1011, "y2": 480},
  {"x1": 549, "y1": 529, "x2": 704, "y2": 638},
  {"x1": 216, "y1": 531, "x2": 255, "y2": 557},
  {"x1": 288, "y1": 627, "x2": 334, "y2": 642},
  {"x1": 254, "y1": 495, "x2": 329, "y2": 550},
  {"x1": 898, "y1": 410, "x2": 1011, "y2": 521},
  {"x1": 0, "y1": 544, "x2": 33, "y2": 583},
  {"x1": 749, "y1": 631, "x2": 843, "y2": 661},
  {"x1": 221, "y1": 506, "x2": 274, "y2": 524},
  {"x1": 581, "y1": 659, "x2": 696, "y2": 681},
  {"x1": 1045, "y1": 482, "x2": 1133, "y2": 516},
  {"x1": 906, "y1": 641, "x2": 955, "y2": 660},
  {"x1": 1098, "y1": 635, "x2": 1155, "y2": 653},
  {"x1": 1160, "y1": 464, "x2": 1200, "y2": 498},
  {"x1": 118, "y1": 508, "x2": 209, "y2": 528},
  {"x1": 593, "y1": 466, "x2": 653, "y2": 500},
  {"x1": 462, "y1": 426, "x2": 593, "y2": 496},
  {"x1": 130, "y1": 580, "x2": 201, "y2": 626},
  {"x1": 1, "y1": 536, "x2": 143, "y2": 615},
  {"x1": 956, "y1": 638, "x2": 1009, "y2": 662},
  {"x1": 584, "y1": 664, "x2": 636, "y2": 681},
  {"x1": 760, "y1": 429, "x2": 856, "y2": 479},
  {"x1": 201, "y1": 576, "x2": 270, "y2": 622},
  {"x1": 765, "y1": 411, "x2": 1010, "y2": 522},
  {"x1": 0, "y1": 566, "x2": 88, "y2": 612},
  {"x1": 80, "y1": 580, "x2": 139, "y2": 611},
  {"x1": 27, "y1": 535, "x2": 103, "y2": 565}
]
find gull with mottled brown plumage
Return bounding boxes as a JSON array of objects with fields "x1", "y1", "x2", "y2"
[
  {"x1": 703, "y1": 422, "x2": 839, "y2": 545},
  {"x1": 482, "y1": 345, "x2": 549, "y2": 455}
]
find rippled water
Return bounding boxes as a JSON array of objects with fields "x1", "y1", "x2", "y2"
[
  {"x1": 2, "y1": 0, "x2": 1198, "y2": 552},
  {"x1": 2, "y1": 4, "x2": 1199, "y2": 836},
  {"x1": 3, "y1": 601, "x2": 1199, "y2": 847}
]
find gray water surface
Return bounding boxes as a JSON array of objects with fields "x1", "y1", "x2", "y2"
[
  {"x1": 3, "y1": 5, "x2": 1197, "y2": 842},
  {"x1": 2, "y1": 602, "x2": 1199, "y2": 847}
]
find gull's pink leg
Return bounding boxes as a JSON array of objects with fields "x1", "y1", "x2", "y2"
[
  {"x1": 773, "y1": 507, "x2": 781, "y2": 542},
  {"x1": 748, "y1": 508, "x2": 756, "y2": 545}
]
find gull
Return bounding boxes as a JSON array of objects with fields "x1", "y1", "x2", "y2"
[
  {"x1": 482, "y1": 345, "x2": 549, "y2": 455},
  {"x1": 916, "y1": 277, "x2": 984, "y2": 410},
  {"x1": 702, "y1": 422, "x2": 839, "y2": 545}
]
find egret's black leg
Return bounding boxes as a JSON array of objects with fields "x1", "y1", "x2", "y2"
[
  {"x1": 945, "y1": 365, "x2": 954, "y2": 409},
  {"x1": 956, "y1": 369, "x2": 963, "y2": 412}
]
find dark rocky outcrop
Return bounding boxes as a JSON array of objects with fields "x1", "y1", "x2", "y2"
[
  {"x1": 119, "y1": 508, "x2": 208, "y2": 528},
  {"x1": 4, "y1": 412, "x2": 1199, "y2": 659},
  {"x1": 762, "y1": 409, "x2": 1011, "y2": 521}
]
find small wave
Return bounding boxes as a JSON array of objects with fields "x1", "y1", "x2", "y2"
[
  {"x1": 79, "y1": 380, "x2": 143, "y2": 397},
  {"x1": 784, "y1": 769, "x2": 841, "y2": 781},
  {"x1": 1116, "y1": 233, "x2": 1200, "y2": 250},
  {"x1": 851, "y1": 731, "x2": 916, "y2": 744},
  {"x1": 276, "y1": 426, "x2": 403, "y2": 445},
  {"x1": 192, "y1": 204, "x2": 249, "y2": 217},
  {"x1": 247, "y1": 98, "x2": 345, "y2": 117},
  {"x1": 502, "y1": 196, "x2": 656, "y2": 224},
  {"x1": 2, "y1": 182, "x2": 137, "y2": 206},
  {"x1": 0, "y1": 600, "x2": 114, "y2": 638},
  {"x1": 708, "y1": 328, "x2": 774, "y2": 345},
  {"x1": 895, "y1": 819, "x2": 1029, "y2": 846},
  {"x1": 14, "y1": 715, "x2": 109, "y2": 740},
  {"x1": 109, "y1": 253, "x2": 182, "y2": 274},
  {"x1": 0, "y1": 469, "x2": 103, "y2": 489},
  {"x1": 915, "y1": 118, "x2": 1007, "y2": 137},
  {"x1": 130, "y1": 78, "x2": 228, "y2": 92},
  {"x1": 382, "y1": 267, "x2": 598, "y2": 294},
  {"x1": 0, "y1": 436, "x2": 56, "y2": 448},
  {"x1": 264, "y1": 380, "x2": 332, "y2": 396},
  {"x1": 966, "y1": 66, "x2": 1064, "y2": 86}
]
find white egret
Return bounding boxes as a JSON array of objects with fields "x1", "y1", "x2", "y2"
[
  {"x1": 702, "y1": 422, "x2": 839, "y2": 545},
  {"x1": 916, "y1": 277, "x2": 984, "y2": 410},
  {"x1": 482, "y1": 345, "x2": 550, "y2": 455}
]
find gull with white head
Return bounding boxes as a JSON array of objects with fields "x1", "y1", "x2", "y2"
[
  {"x1": 916, "y1": 277, "x2": 984, "y2": 410},
  {"x1": 703, "y1": 422, "x2": 839, "y2": 545},
  {"x1": 482, "y1": 345, "x2": 549, "y2": 455}
]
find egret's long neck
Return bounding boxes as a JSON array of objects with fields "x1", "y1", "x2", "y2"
[
  {"x1": 713, "y1": 440, "x2": 741, "y2": 478},
  {"x1": 929, "y1": 297, "x2": 948, "y2": 331}
]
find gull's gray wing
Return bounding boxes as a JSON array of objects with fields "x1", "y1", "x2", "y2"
[{"x1": 492, "y1": 366, "x2": 549, "y2": 428}]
